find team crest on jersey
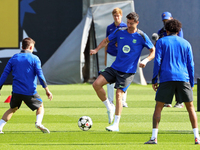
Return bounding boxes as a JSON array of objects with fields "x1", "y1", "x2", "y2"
[
  {"x1": 133, "y1": 39, "x2": 137, "y2": 43},
  {"x1": 122, "y1": 45, "x2": 130, "y2": 53}
]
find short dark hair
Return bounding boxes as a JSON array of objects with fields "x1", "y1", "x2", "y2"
[
  {"x1": 126, "y1": 12, "x2": 139, "y2": 22},
  {"x1": 165, "y1": 19, "x2": 182, "y2": 33},
  {"x1": 22, "y1": 38, "x2": 35, "y2": 49}
]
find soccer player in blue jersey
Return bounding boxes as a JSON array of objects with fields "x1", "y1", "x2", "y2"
[
  {"x1": 0, "y1": 38, "x2": 53, "y2": 134},
  {"x1": 90, "y1": 12, "x2": 155, "y2": 131},
  {"x1": 145, "y1": 19, "x2": 200, "y2": 144},
  {"x1": 158, "y1": 12, "x2": 184, "y2": 108},
  {"x1": 105, "y1": 8, "x2": 128, "y2": 107}
]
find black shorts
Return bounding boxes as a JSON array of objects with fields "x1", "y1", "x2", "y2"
[
  {"x1": 100, "y1": 67, "x2": 134, "y2": 92},
  {"x1": 155, "y1": 81, "x2": 193, "y2": 103},
  {"x1": 10, "y1": 92, "x2": 43, "y2": 111}
]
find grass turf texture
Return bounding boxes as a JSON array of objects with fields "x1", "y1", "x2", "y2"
[{"x1": 0, "y1": 84, "x2": 200, "y2": 150}]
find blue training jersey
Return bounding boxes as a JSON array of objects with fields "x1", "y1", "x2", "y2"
[
  {"x1": 106, "y1": 21, "x2": 127, "y2": 56},
  {"x1": 0, "y1": 50, "x2": 47, "y2": 95},
  {"x1": 152, "y1": 35, "x2": 194, "y2": 87},
  {"x1": 108, "y1": 28, "x2": 154, "y2": 73}
]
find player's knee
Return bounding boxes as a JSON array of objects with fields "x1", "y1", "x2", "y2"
[
  {"x1": 92, "y1": 80, "x2": 100, "y2": 90},
  {"x1": 11, "y1": 107, "x2": 18, "y2": 113}
]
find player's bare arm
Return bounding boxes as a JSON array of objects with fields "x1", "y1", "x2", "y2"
[
  {"x1": 104, "y1": 45, "x2": 108, "y2": 66},
  {"x1": 90, "y1": 37, "x2": 110, "y2": 55},
  {"x1": 139, "y1": 46, "x2": 155, "y2": 68}
]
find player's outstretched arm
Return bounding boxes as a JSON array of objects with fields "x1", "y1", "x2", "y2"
[
  {"x1": 90, "y1": 37, "x2": 109, "y2": 55},
  {"x1": 44, "y1": 87, "x2": 53, "y2": 101}
]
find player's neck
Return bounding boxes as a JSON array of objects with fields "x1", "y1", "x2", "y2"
[
  {"x1": 114, "y1": 21, "x2": 121, "y2": 27},
  {"x1": 127, "y1": 28, "x2": 137, "y2": 34}
]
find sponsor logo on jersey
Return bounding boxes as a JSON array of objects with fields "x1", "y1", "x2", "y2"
[
  {"x1": 133, "y1": 39, "x2": 137, "y2": 43},
  {"x1": 122, "y1": 45, "x2": 130, "y2": 53},
  {"x1": 120, "y1": 37, "x2": 124, "y2": 39}
]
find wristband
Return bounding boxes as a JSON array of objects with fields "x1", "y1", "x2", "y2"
[{"x1": 141, "y1": 58, "x2": 149, "y2": 65}]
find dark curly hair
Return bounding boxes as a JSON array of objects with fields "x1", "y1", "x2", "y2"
[
  {"x1": 126, "y1": 12, "x2": 139, "y2": 22},
  {"x1": 165, "y1": 19, "x2": 182, "y2": 33}
]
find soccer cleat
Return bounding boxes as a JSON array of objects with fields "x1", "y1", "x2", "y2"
[
  {"x1": 35, "y1": 123, "x2": 50, "y2": 133},
  {"x1": 174, "y1": 102, "x2": 184, "y2": 108},
  {"x1": 107, "y1": 105, "x2": 115, "y2": 124},
  {"x1": 123, "y1": 102, "x2": 128, "y2": 107},
  {"x1": 106, "y1": 124, "x2": 119, "y2": 132},
  {"x1": 195, "y1": 137, "x2": 200, "y2": 144},
  {"x1": 0, "y1": 131, "x2": 4, "y2": 134},
  {"x1": 144, "y1": 138, "x2": 157, "y2": 144},
  {"x1": 164, "y1": 104, "x2": 172, "y2": 107}
]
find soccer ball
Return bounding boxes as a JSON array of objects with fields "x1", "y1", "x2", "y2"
[{"x1": 78, "y1": 116, "x2": 93, "y2": 131}]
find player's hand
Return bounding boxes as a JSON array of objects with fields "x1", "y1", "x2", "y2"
[
  {"x1": 139, "y1": 58, "x2": 149, "y2": 68},
  {"x1": 152, "y1": 83, "x2": 158, "y2": 92},
  {"x1": 46, "y1": 91, "x2": 53, "y2": 101},
  {"x1": 139, "y1": 62, "x2": 146, "y2": 68},
  {"x1": 45, "y1": 87, "x2": 53, "y2": 101},
  {"x1": 90, "y1": 49, "x2": 97, "y2": 55}
]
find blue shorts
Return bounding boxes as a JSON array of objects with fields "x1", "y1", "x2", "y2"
[{"x1": 100, "y1": 67, "x2": 134, "y2": 92}]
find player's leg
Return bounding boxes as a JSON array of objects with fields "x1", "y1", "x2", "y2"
[
  {"x1": 92, "y1": 74, "x2": 109, "y2": 101},
  {"x1": 122, "y1": 91, "x2": 128, "y2": 107},
  {"x1": 115, "y1": 89, "x2": 124, "y2": 116},
  {"x1": 36, "y1": 103, "x2": 44, "y2": 125},
  {"x1": 0, "y1": 107, "x2": 18, "y2": 133},
  {"x1": 106, "y1": 72, "x2": 134, "y2": 131},
  {"x1": 93, "y1": 69, "x2": 115, "y2": 124},
  {"x1": 24, "y1": 93, "x2": 50, "y2": 133},
  {"x1": 177, "y1": 81, "x2": 199, "y2": 144},
  {"x1": 185, "y1": 101, "x2": 200, "y2": 144},
  {"x1": 107, "y1": 83, "x2": 115, "y2": 104},
  {"x1": 106, "y1": 54, "x2": 116, "y2": 104},
  {"x1": 145, "y1": 82, "x2": 174, "y2": 144},
  {"x1": 35, "y1": 103, "x2": 50, "y2": 133},
  {"x1": 0, "y1": 93, "x2": 22, "y2": 133},
  {"x1": 106, "y1": 89, "x2": 124, "y2": 132},
  {"x1": 144, "y1": 101, "x2": 164, "y2": 144}
]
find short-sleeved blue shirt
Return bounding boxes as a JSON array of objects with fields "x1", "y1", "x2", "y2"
[
  {"x1": 108, "y1": 28, "x2": 154, "y2": 73},
  {"x1": 106, "y1": 21, "x2": 127, "y2": 56}
]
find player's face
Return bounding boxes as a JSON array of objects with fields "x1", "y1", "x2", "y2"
[
  {"x1": 127, "y1": 19, "x2": 139, "y2": 32},
  {"x1": 163, "y1": 17, "x2": 173, "y2": 26},
  {"x1": 113, "y1": 13, "x2": 122, "y2": 24}
]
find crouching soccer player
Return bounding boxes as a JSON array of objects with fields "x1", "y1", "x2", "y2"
[{"x1": 0, "y1": 38, "x2": 53, "y2": 134}]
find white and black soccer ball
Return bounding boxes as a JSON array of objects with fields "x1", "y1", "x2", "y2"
[{"x1": 78, "y1": 116, "x2": 93, "y2": 131}]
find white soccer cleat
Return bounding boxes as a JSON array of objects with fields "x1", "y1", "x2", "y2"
[
  {"x1": 107, "y1": 105, "x2": 115, "y2": 124},
  {"x1": 35, "y1": 123, "x2": 50, "y2": 133},
  {"x1": 106, "y1": 124, "x2": 119, "y2": 132},
  {"x1": 0, "y1": 131, "x2": 4, "y2": 134},
  {"x1": 195, "y1": 137, "x2": 200, "y2": 145}
]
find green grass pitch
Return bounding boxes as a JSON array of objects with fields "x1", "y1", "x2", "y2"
[{"x1": 0, "y1": 83, "x2": 200, "y2": 149}]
